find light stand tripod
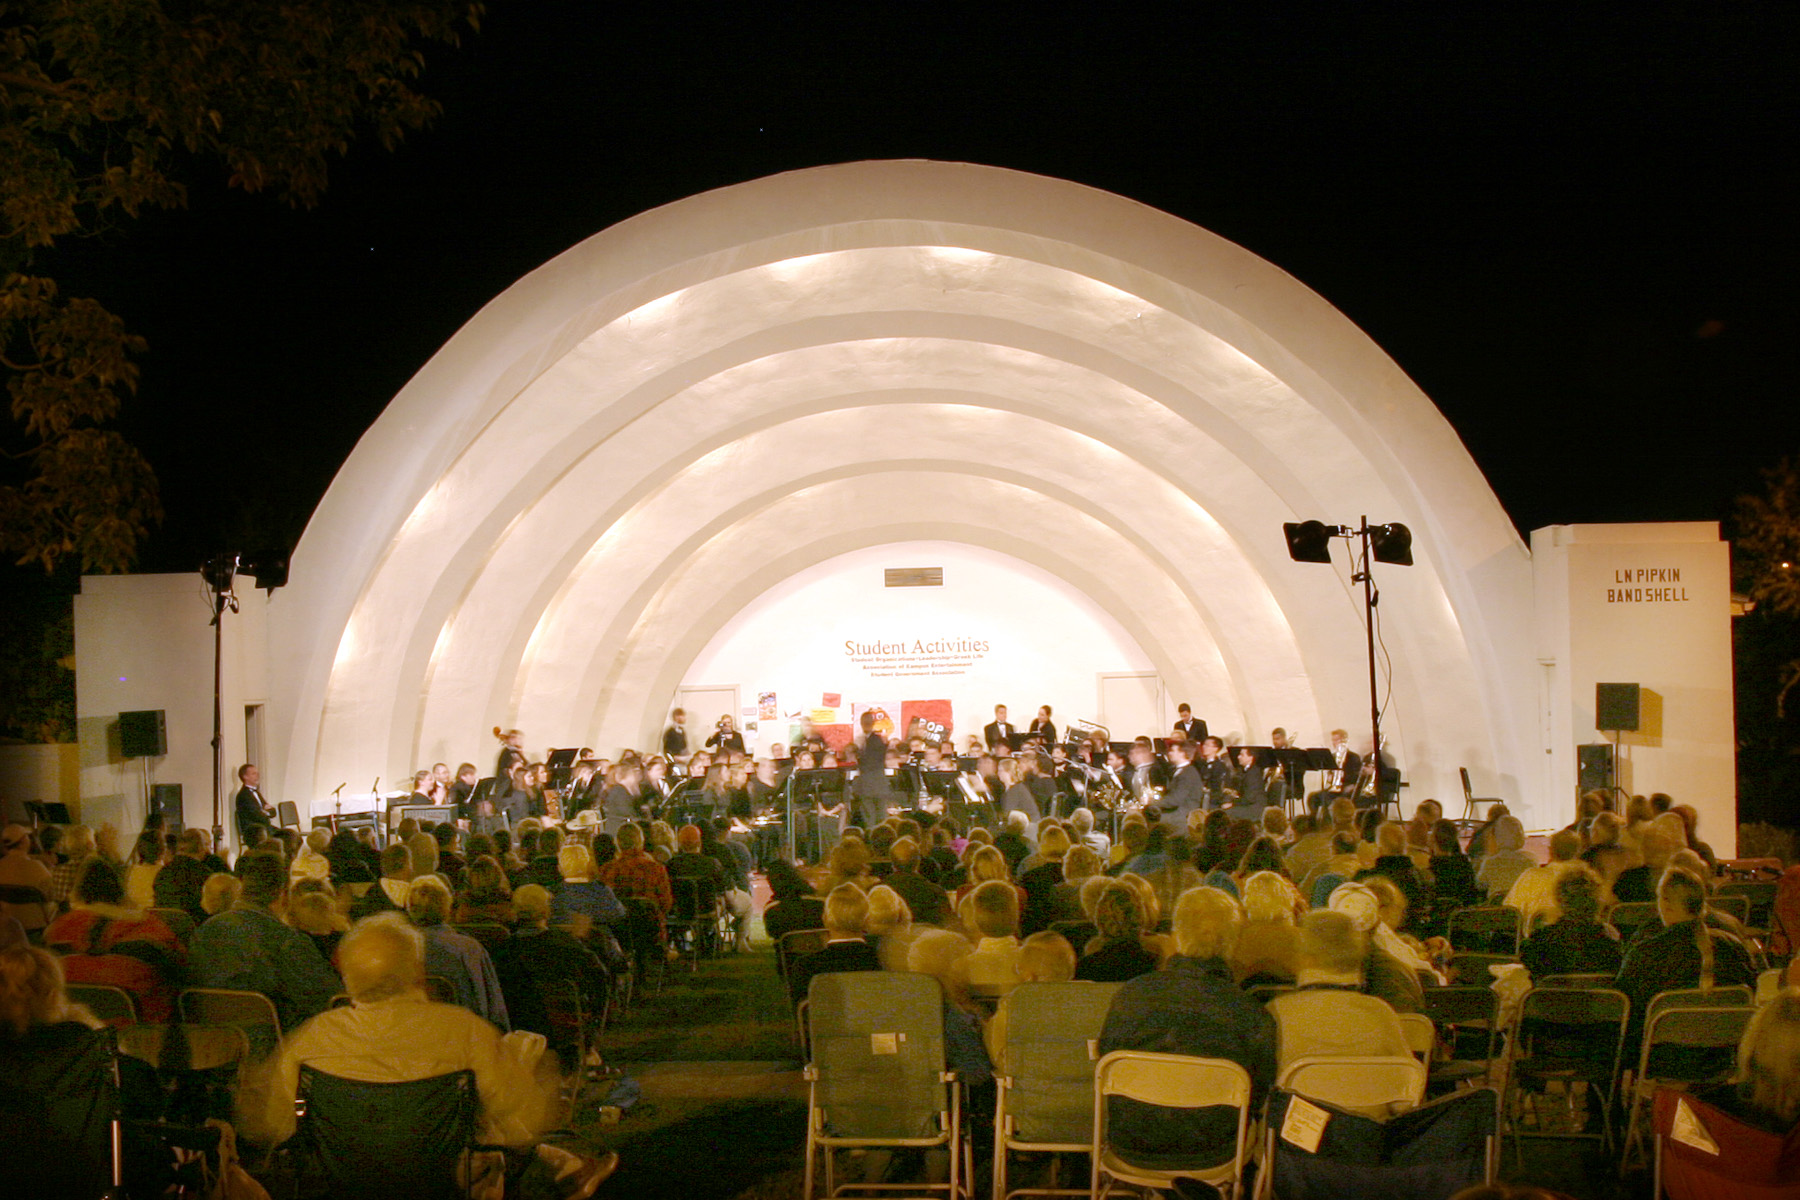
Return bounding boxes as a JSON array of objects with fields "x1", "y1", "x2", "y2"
[{"x1": 201, "y1": 555, "x2": 240, "y2": 850}]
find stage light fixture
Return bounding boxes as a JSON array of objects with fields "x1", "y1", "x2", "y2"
[
  {"x1": 1283, "y1": 520, "x2": 1337, "y2": 564},
  {"x1": 243, "y1": 555, "x2": 289, "y2": 592},
  {"x1": 201, "y1": 554, "x2": 239, "y2": 593},
  {"x1": 1370, "y1": 523, "x2": 1413, "y2": 566}
]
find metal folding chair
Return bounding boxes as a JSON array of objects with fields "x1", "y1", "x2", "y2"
[
  {"x1": 1621, "y1": 1002, "x2": 1756, "y2": 1173},
  {"x1": 1447, "y1": 905, "x2": 1521, "y2": 955},
  {"x1": 68, "y1": 982, "x2": 139, "y2": 1026},
  {"x1": 1447, "y1": 951, "x2": 1518, "y2": 987},
  {"x1": 177, "y1": 987, "x2": 283, "y2": 1060},
  {"x1": 803, "y1": 971, "x2": 969, "y2": 1200},
  {"x1": 992, "y1": 981, "x2": 1121, "y2": 1200},
  {"x1": 1535, "y1": 973, "x2": 1615, "y2": 989},
  {"x1": 1422, "y1": 985, "x2": 1501, "y2": 1093},
  {"x1": 1279, "y1": 1054, "x2": 1427, "y2": 1120},
  {"x1": 1397, "y1": 1012, "x2": 1437, "y2": 1061},
  {"x1": 1092, "y1": 1050, "x2": 1254, "y2": 1200},
  {"x1": 1503, "y1": 986, "x2": 1629, "y2": 1161},
  {"x1": 1608, "y1": 901, "x2": 1661, "y2": 946},
  {"x1": 1458, "y1": 767, "x2": 1503, "y2": 823}
]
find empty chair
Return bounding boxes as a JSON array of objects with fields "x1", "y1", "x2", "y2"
[
  {"x1": 1458, "y1": 767, "x2": 1503, "y2": 823},
  {"x1": 992, "y1": 980, "x2": 1122, "y2": 1200},
  {"x1": 1092, "y1": 1050, "x2": 1255, "y2": 1200},
  {"x1": 1504, "y1": 986, "x2": 1630, "y2": 1159},
  {"x1": 1258, "y1": 1085, "x2": 1499, "y2": 1200},
  {"x1": 66, "y1": 982, "x2": 138, "y2": 1027},
  {"x1": 1446, "y1": 906, "x2": 1521, "y2": 955},
  {"x1": 1421, "y1": 986, "x2": 1501, "y2": 1093},
  {"x1": 802, "y1": 971, "x2": 968, "y2": 1199}
]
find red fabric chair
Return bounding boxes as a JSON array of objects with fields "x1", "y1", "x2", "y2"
[{"x1": 1653, "y1": 1088, "x2": 1800, "y2": 1200}]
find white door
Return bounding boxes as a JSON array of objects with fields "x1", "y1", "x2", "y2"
[
  {"x1": 1097, "y1": 673, "x2": 1164, "y2": 742},
  {"x1": 674, "y1": 685, "x2": 740, "y2": 753}
]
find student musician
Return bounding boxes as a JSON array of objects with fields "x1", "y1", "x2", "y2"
[{"x1": 1305, "y1": 729, "x2": 1361, "y2": 817}]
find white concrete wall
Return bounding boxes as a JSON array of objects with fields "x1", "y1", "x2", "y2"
[
  {"x1": 0, "y1": 743, "x2": 78, "y2": 820},
  {"x1": 1532, "y1": 523, "x2": 1736, "y2": 851},
  {"x1": 680, "y1": 541, "x2": 1163, "y2": 757},
  {"x1": 73, "y1": 574, "x2": 268, "y2": 849}
]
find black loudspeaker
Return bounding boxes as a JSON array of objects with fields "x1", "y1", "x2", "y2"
[
  {"x1": 1595, "y1": 683, "x2": 1641, "y2": 732},
  {"x1": 1577, "y1": 744, "x2": 1614, "y2": 791},
  {"x1": 150, "y1": 783, "x2": 183, "y2": 835},
  {"x1": 119, "y1": 709, "x2": 167, "y2": 758}
]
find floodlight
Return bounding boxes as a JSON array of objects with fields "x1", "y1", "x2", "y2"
[
  {"x1": 1369, "y1": 523, "x2": 1413, "y2": 566},
  {"x1": 201, "y1": 554, "x2": 238, "y2": 593},
  {"x1": 1283, "y1": 521, "x2": 1337, "y2": 564},
  {"x1": 243, "y1": 555, "x2": 289, "y2": 592}
]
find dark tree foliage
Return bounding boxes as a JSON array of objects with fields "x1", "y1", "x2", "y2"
[
  {"x1": 1, "y1": 0, "x2": 481, "y2": 572},
  {"x1": 1732, "y1": 457, "x2": 1800, "y2": 825}
]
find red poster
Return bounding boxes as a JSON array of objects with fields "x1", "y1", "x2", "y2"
[{"x1": 900, "y1": 700, "x2": 955, "y2": 745}]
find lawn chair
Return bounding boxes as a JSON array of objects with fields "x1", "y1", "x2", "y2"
[
  {"x1": 67, "y1": 982, "x2": 139, "y2": 1027},
  {"x1": 1447, "y1": 906, "x2": 1521, "y2": 955},
  {"x1": 1653, "y1": 1087, "x2": 1800, "y2": 1200},
  {"x1": 1092, "y1": 1050, "x2": 1255, "y2": 1200},
  {"x1": 286, "y1": 1065, "x2": 501, "y2": 1200},
  {"x1": 1256, "y1": 1085, "x2": 1498, "y2": 1200},
  {"x1": 802, "y1": 971, "x2": 969, "y2": 1200},
  {"x1": 1620, "y1": 1002, "x2": 1756, "y2": 1173},
  {"x1": 1503, "y1": 986, "x2": 1630, "y2": 1161},
  {"x1": 177, "y1": 987, "x2": 283, "y2": 1061},
  {"x1": 993, "y1": 981, "x2": 1121, "y2": 1200},
  {"x1": 0, "y1": 1022, "x2": 123, "y2": 1199}
]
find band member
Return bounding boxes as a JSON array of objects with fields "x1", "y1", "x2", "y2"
[
  {"x1": 662, "y1": 709, "x2": 690, "y2": 758},
  {"x1": 1269, "y1": 727, "x2": 1304, "y2": 797},
  {"x1": 492, "y1": 727, "x2": 526, "y2": 781},
  {"x1": 1172, "y1": 703, "x2": 1207, "y2": 743},
  {"x1": 1157, "y1": 740, "x2": 1207, "y2": 829},
  {"x1": 1049, "y1": 743, "x2": 1086, "y2": 818},
  {"x1": 446, "y1": 762, "x2": 480, "y2": 821},
  {"x1": 1195, "y1": 736, "x2": 1232, "y2": 809},
  {"x1": 983, "y1": 704, "x2": 1017, "y2": 752},
  {"x1": 1028, "y1": 705, "x2": 1058, "y2": 747},
  {"x1": 406, "y1": 769, "x2": 438, "y2": 809},
  {"x1": 1124, "y1": 740, "x2": 1168, "y2": 805},
  {"x1": 1229, "y1": 746, "x2": 1278, "y2": 823},
  {"x1": 234, "y1": 763, "x2": 278, "y2": 844},
  {"x1": 1002, "y1": 750, "x2": 1058, "y2": 824},
  {"x1": 1306, "y1": 729, "x2": 1361, "y2": 816}
]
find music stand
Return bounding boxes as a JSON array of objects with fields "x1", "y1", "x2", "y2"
[
  {"x1": 784, "y1": 768, "x2": 846, "y2": 861},
  {"x1": 26, "y1": 801, "x2": 73, "y2": 826},
  {"x1": 545, "y1": 748, "x2": 578, "y2": 791}
]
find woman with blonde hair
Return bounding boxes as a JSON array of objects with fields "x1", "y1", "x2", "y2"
[
  {"x1": 865, "y1": 884, "x2": 919, "y2": 972},
  {"x1": 1232, "y1": 870, "x2": 1305, "y2": 986},
  {"x1": 1696, "y1": 989, "x2": 1800, "y2": 1134},
  {"x1": 1615, "y1": 866, "x2": 1757, "y2": 1046}
]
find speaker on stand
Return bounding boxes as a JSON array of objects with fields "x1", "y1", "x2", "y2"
[{"x1": 1593, "y1": 683, "x2": 1640, "y2": 807}]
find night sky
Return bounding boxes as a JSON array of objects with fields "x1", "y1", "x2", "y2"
[{"x1": 47, "y1": 3, "x2": 1800, "y2": 576}]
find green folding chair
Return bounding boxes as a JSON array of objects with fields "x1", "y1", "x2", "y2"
[
  {"x1": 1620, "y1": 1002, "x2": 1755, "y2": 1174},
  {"x1": 993, "y1": 981, "x2": 1122, "y2": 1200}
]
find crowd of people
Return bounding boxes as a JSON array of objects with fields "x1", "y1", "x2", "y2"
[{"x1": 3, "y1": 708, "x2": 1799, "y2": 1197}]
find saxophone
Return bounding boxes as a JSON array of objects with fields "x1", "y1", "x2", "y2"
[{"x1": 1088, "y1": 774, "x2": 1126, "y2": 812}]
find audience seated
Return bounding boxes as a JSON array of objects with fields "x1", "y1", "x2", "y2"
[
  {"x1": 434, "y1": 823, "x2": 467, "y2": 890},
  {"x1": 0, "y1": 823, "x2": 57, "y2": 936},
  {"x1": 1503, "y1": 829, "x2": 1583, "y2": 934},
  {"x1": 1071, "y1": 806, "x2": 1110, "y2": 859},
  {"x1": 1428, "y1": 818, "x2": 1482, "y2": 915},
  {"x1": 885, "y1": 836, "x2": 951, "y2": 927},
  {"x1": 761, "y1": 859, "x2": 824, "y2": 953},
  {"x1": 1518, "y1": 866, "x2": 1622, "y2": 979},
  {"x1": 1110, "y1": 818, "x2": 1150, "y2": 873},
  {"x1": 125, "y1": 830, "x2": 165, "y2": 909},
  {"x1": 349, "y1": 842, "x2": 414, "y2": 920},
  {"x1": 43, "y1": 856, "x2": 185, "y2": 1021},
  {"x1": 1475, "y1": 816, "x2": 1536, "y2": 901},
  {"x1": 1614, "y1": 866, "x2": 1756, "y2": 1046},
  {"x1": 1611, "y1": 825, "x2": 1677, "y2": 904},
  {"x1": 1355, "y1": 823, "x2": 1434, "y2": 937},
  {"x1": 189, "y1": 853, "x2": 341, "y2": 1032},
  {"x1": 957, "y1": 880, "x2": 1024, "y2": 994},
  {"x1": 1266, "y1": 910, "x2": 1413, "y2": 1115},
  {"x1": 201, "y1": 871, "x2": 241, "y2": 918},
  {"x1": 453, "y1": 855, "x2": 517, "y2": 926},
  {"x1": 253, "y1": 913, "x2": 615, "y2": 1195},
  {"x1": 787, "y1": 883, "x2": 880, "y2": 1007},
  {"x1": 549, "y1": 843, "x2": 627, "y2": 935},
  {"x1": 509, "y1": 884, "x2": 609, "y2": 1053},
  {"x1": 47, "y1": 823, "x2": 101, "y2": 908},
  {"x1": 288, "y1": 827, "x2": 332, "y2": 884},
  {"x1": 1096, "y1": 886, "x2": 1277, "y2": 1171},
  {"x1": 701, "y1": 821, "x2": 755, "y2": 952},
  {"x1": 1693, "y1": 988, "x2": 1800, "y2": 1135},
  {"x1": 1231, "y1": 870, "x2": 1302, "y2": 987},
  {"x1": 906, "y1": 927, "x2": 993, "y2": 1090},
  {"x1": 407, "y1": 875, "x2": 510, "y2": 1030},
  {"x1": 664, "y1": 824, "x2": 728, "y2": 930},
  {"x1": 1077, "y1": 880, "x2": 1162, "y2": 982},
  {"x1": 993, "y1": 810, "x2": 1034, "y2": 874},
  {"x1": 984, "y1": 930, "x2": 1076, "y2": 1070},
  {"x1": 1283, "y1": 807, "x2": 1338, "y2": 885},
  {"x1": 287, "y1": 883, "x2": 349, "y2": 964},
  {"x1": 595, "y1": 823, "x2": 673, "y2": 926},
  {"x1": 1327, "y1": 882, "x2": 1426, "y2": 1013},
  {"x1": 866, "y1": 884, "x2": 920, "y2": 972}
]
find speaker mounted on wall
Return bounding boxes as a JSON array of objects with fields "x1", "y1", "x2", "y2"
[
  {"x1": 119, "y1": 709, "x2": 167, "y2": 758},
  {"x1": 1595, "y1": 683, "x2": 1641, "y2": 733}
]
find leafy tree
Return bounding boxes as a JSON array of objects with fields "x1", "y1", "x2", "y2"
[
  {"x1": 1736, "y1": 457, "x2": 1800, "y2": 716},
  {"x1": 1, "y1": 0, "x2": 481, "y2": 572}
]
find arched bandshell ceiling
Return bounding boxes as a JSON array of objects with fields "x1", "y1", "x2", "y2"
[{"x1": 269, "y1": 161, "x2": 1535, "y2": 816}]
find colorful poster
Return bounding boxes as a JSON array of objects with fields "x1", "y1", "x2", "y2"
[
  {"x1": 809, "y1": 707, "x2": 838, "y2": 726},
  {"x1": 900, "y1": 699, "x2": 955, "y2": 746},
  {"x1": 758, "y1": 692, "x2": 777, "y2": 719},
  {"x1": 822, "y1": 692, "x2": 842, "y2": 708}
]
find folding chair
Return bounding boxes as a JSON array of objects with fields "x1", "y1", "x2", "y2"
[
  {"x1": 118, "y1": 1023, "x2": 252, "y2": 1129},
  {"x1": 67, "y1": 982, "x2": 139, "y2": 1026},
  {"x1": 0, "y1": 881, "x2": 54, "y2": 932},
  {"x1": 287, "y1": 1065, "x2": 500, "y2": 1200},
  {"x1": 1716, "y1": 880, "x2": 1778, "y2": 933},
  {"x1": 1653, "y1": 1087, "x2": 1800, "y2": 1200},
  {"x1": 178, "y1": 987, "x2": 283, "y2": 1060},
  {"x1": 1446, "y1": 952, "x2": 1517, "y2": 987},
  {"x1": 780, "y1": 928, "x2": 832, "y2": 986},
  {"x1": 0, "y1": 1022, "x2": 123, "y2": 1199},
  {"x1": 993, "y1": 981, "x2": 1122, "y2": 1200},
  {"x1": 803, "y1": 971, "x2": 969, "y2": 1200},
  {"x1": 147, "y1": 907, "x2": 197, "y2": 943},
  {"x1": 1279, "y1": 1055, "x2": 1427, "y2": 1120},
  {"x1": 277, "y1": 801, "x2": 303, "y2": 833},
  {"x1": 1458, "y1": 768, "x2": 1504, "y2": 823},
  {"x1": 1248, "y1": 983, "x2": 1296, "y2": 1005},
  {"x1": 619, "y1": 896, "x2": 668, "y2": 995},
  {"x1": 1421, "y1": 986, "x2": 1501, "y2": 1093},
  {"x1": 1447, "y1": 906, "x2": 1521, "y2": 955},
  {"x1": 667, "y1": 877, "x2": 719, "y2": 973},
  {"x1": 1536, "y1": 973, "x2": 1616, "y2": 990},
  {"x1": 1257, "y1": 1085, "x2": 1498, "y2": 1200},
  {"x1": 1503, "y1": 986, "x2": 1629, "y2": 1161},
  {"x1": 1397, "y1": 1012, "x2": 1437, "y2": 1061},
  {"x1": 451, "y1": 922, "x2": 512, "y2": 954},
  {"x1": 1609, "y1": 901, "x2": 1662, "y2": 946},
  {"x1": 1620, "y1": 1003, "x2": 1756, "y2": 1173},
  {"x1": 1092, "y1": 1050, "x2": 1254, "y2": 1200},
  {"x1": 1711, "y1": 894, "x2": 1752, "y2": 927}
]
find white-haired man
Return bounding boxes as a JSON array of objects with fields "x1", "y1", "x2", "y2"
[
  {"x1": 258, "y1": 912, "x2": 616, "y2": 1196},
  {"x1": 1097, "y1": 887, "x2": 1276, "y2": 1173}
]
